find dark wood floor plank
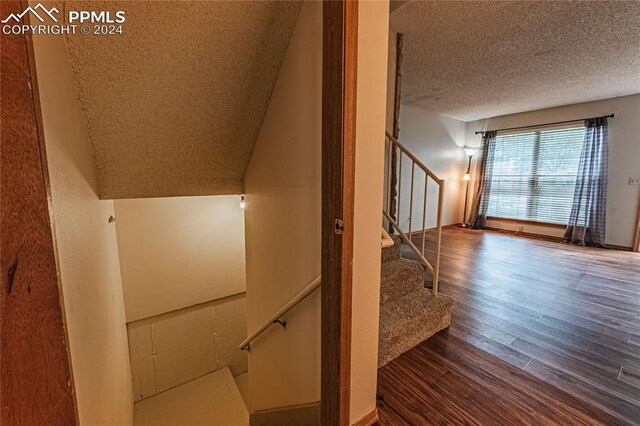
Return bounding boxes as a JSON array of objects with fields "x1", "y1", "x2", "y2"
[
  {"x1": 511, "y1": 337, "x2": 640, "y2": 405},
  {"x1": 378, "y1": 228, "x2": 640, "y2": 425},
  {"x1": 449, "y1": 285, "x2": 637, "y2": 376},
  {"x1": 448, "y1": 321, "x2": 532, "y2": 369},
  {"x1": 378, "y1": 332, "x2": 622, "y2": 425},
  {"x1": 524, "y1": 359, "x2": 636, "y2": 425}
]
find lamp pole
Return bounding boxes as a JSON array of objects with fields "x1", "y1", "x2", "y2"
[{"x1": 460, "y1": 146, "x2": 477, "y2": 228}]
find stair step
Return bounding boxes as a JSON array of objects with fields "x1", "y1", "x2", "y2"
[
  {"x1": 380, "y1": 258, "x2": 424, "y2": 305},
  {"x1": 378, "y1": 289, "x2": 454, "y2": 368},
  {"x1": 381, "y1": 234, "x2": 402, "y2": 262},
  {"x1": 133, "y1": 367, "x2": 248, "y2": 426}
]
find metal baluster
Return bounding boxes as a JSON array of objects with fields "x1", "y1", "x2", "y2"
[
  {"x1": 421, "y1": 174, "x2": 428, "y2": 258},
  {"x1": 408, "y1": 162, "x2": 415, "y2": 238},
  {"x1": 387, "y1": 138, "x2": 393, "y2": 214},
  {"x1": 433, "y1": 181, "x2": 445, "y2": 296},
  {"x1": 397, "y1": 151, "x2": 403, "y2": 228}
]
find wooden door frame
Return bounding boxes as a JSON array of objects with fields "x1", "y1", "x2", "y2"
[
  {"x1": 633, "y1": 196, "x2": 640, "y2": 252},
  {"x1": 1, "y1": 1, "x2": 78, "y2": 423},
  {"x1": 321, "y1": 1, "x2": 358, "y2": 425}
]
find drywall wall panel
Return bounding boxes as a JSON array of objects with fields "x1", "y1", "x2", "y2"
[
  {"x1": 114, "y1": 195, "x2": 246, "y2": 321},
  {"x1": 466, "y1": 94, "x2": 640, "y2": 247},
  {"x1": 127, "y1": 294, "x2": 247, "y2": 401},
  {"x1": 128, "y1": 325, "x2": 156, "y2": 403},
  {"x1": 395, "y1": 105, "x2": 468, "y2": 231},
  {"x1": 242, "y1": 0, "x2": 322, "y2": 412},
  {"x1": 350, "y1": 1, "x2": 390, "y2": 423},
  {"x1": 214, "y1": 296, "x2": 250, "y2": 375},
  {"x1": 31, "y1": 20, "x2": 133, "y2": 425}
]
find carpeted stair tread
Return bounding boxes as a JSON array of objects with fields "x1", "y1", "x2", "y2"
[
  {"x1": 378, "y1": 289, "x2": 453, "y2": 368},
  {"x1": 380, "y1": 258, "x2": 424, "y2": 305},
  {"x1": 381, "y1": 234, "x2": 402, "y2": 262}
]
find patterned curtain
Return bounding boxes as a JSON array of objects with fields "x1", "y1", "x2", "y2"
[
  {"x1": 564, "y1": 117, "x2": 609, "y2": 247},
  {"x1": 468, "y1": 131, "x2": 497, "y2": 229}
]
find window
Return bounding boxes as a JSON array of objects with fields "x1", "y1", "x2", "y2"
[{"x1": 487, "y1": 126, "x2": 585, "y2": 224}]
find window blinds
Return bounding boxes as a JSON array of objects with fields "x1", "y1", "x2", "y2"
[{"x1": 487, "y1": 126, "x2": 585, "y2": 224}]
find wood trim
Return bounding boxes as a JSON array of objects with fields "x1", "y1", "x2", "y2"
[
  {"x1": 250, "y1": 402, "x2": 320, "y2": 425},
  {"x1": 633, "y1": 196, "x2": 640, "y2": 252},
  {"x1": 486, "y1": 216, "x2": 567, "y2": 229},
  {"x1": 407, "y1": 224, "x2": 458, "y2": 238},
  {"x1": 321, "y1": 1, "x2": 358, "y2": 425},
  {"x1": 485, "y1": 227, "x2": 633, "y2": 251},
  {"x1": 487, "y1": 228, "x2": 566, "y2": 244},
  {"x1": 388, "y1": 33, "x2": 403, "y2": 230},
  {"x1": 1, "y1": 2, "x2": 78, "y2": 423},
  {"x1": 352, "y1": 408, "x2": 378, "y2": 426},
  {"x1": 607, "y1": 244, "x2": 633, "y2": 252}
]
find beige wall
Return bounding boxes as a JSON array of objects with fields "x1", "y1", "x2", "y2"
[
  {"x1": 397, "y1": 106, "x2": 468, "y2": 229},
  {"x1": 114, "y1": 196, "x2": 246, "y2": 321},
  {"x1": 466, "y1": 94, "x2": 640, "y2": 247},
  {"x1": 127, "y1": 293, "x2": 247, "y2": 402},
  {"x1": 243, "y1": 0, "x2": 322, "y2": 412},
  {"x1": 32, "y1": 28, "x2": 133, "y2": 425},
  {"x1": 350, "y1": 1, "x2": 389, "y2": 423},
  {"x1": 114, "y1": 196, "x2": 248, "y2": 401}
]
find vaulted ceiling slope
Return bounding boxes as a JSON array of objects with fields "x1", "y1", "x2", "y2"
[
  {"x1": 391, "y1": 1, "x2": 640, "y2": 121},
  {"x1": 65, "y1": 1, "x2": 302, "y2": 199}
]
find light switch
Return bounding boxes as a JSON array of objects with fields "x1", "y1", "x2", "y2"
[{"x1": 629, "y1": 177, "x2": 640, "y2": 186}]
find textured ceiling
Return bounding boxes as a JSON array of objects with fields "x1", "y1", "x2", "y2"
[
  {"x1": 391, "y1": 1, "x2": 640, "y2": 121},
  {"x1": 65, "y1": 1, "x2": 302, "y2": 199}
]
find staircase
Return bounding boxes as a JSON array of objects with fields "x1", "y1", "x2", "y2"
[
  {"x1": 378, "y1": 131, "x2": 454, "y2": 367},
  {"x1": 378, "y1": 235, "x2": 453, "y2": 367}
]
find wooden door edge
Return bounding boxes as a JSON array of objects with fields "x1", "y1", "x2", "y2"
[{"x1": 321, "y1": 1, "x2": 358, "y2": 425}]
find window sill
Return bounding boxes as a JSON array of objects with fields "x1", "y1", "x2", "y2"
[{"x1": 486, "y1": 216, "x2": 567, "y2": 229}]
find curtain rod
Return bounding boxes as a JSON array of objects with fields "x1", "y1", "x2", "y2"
[{"x1": 474, "y1": 114, "x2": 614, "y2": 135}]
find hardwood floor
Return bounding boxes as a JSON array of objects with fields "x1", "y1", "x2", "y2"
[
  {"x1": 377, "y1": 331, "x2": 622, "y2": 425},
  {"x1": 379, "y1": 227, "x2": 640, "y2": 425}
]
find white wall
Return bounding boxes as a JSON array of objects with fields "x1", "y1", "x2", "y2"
[
  {"x1": 350, "y1": 1, "x2": 389, "y2": 423},
  {"x1": 32, "y1": 28, "x2": 133, "y2": 425},
  {"x1": 114, "y1": 196, "x2": 248, "y2": 402},
  {"x1": 243, "y1": 0, "x2": 322, "y2": 412},
  {"x1": 396, "y1": 106, "x2": 468, "y2": 231},
  {"x1": 466, "y1": 94, "x2": 640, "y2": 247}
]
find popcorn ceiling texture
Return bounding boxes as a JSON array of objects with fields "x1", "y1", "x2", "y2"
[
  {"x1": 65, "y1": 1, "x2": 302, "y2": 199},
  {"x1": 391, "y1": 1, "x2": 640, "y2": 121}
]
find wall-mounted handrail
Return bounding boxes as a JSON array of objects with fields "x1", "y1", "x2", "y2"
[
  {"x1": 383, "y1": 132, "x2": 444, "y2": 296},
  {"x1": 239, "y1": 275, "x2": 321, "y2": 351}
]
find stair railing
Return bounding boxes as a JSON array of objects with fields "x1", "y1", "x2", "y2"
[
  {"x1": 383, "y1": 131, "x2": 444, "y2": 296},
  {"x1": 239, "y1": 275, "x2": 321, "y2": 351}
]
